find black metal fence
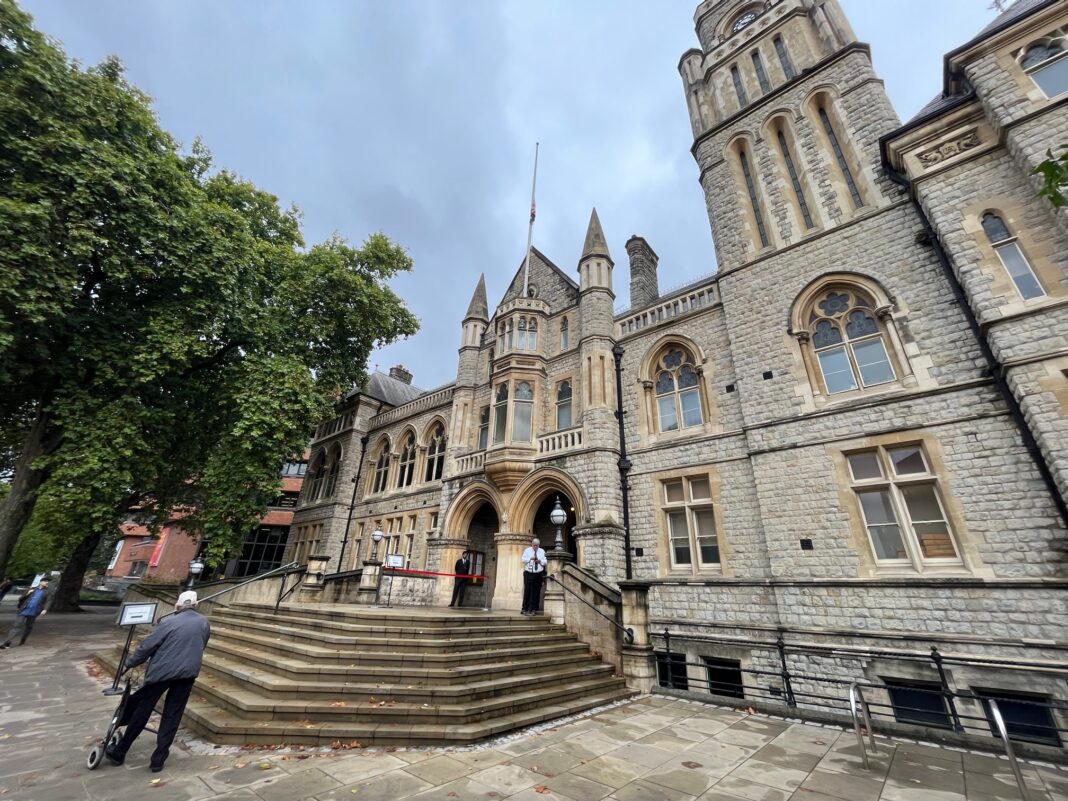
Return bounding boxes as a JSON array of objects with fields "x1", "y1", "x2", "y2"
[{"x1": 655, "y1": 629, "x2": 1068, "y2": 750}]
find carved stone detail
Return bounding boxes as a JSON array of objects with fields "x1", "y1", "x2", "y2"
[{"x1": 917, "y1": 129, "x2": 981, "y2": 168}]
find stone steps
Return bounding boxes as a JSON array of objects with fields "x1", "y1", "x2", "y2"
[{"x1": 96, "y1": 600, "x2": 632, "y2": 746}]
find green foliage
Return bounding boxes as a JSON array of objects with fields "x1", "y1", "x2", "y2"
[
  {"x1": 1033, "y1": 146, "x2": 1068, "y2": 208},
  {"x1": 0, "y1": 0, "x2": 419, "y2": 569}
]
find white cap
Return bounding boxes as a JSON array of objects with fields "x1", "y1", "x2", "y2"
[{"x1": 176, "y1": 590, "x2": 198, "y2": 609}]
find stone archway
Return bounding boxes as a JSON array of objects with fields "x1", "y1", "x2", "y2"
[
  {"x1": 437, "y1": 480, "x2": 505, "y2": 607},
  {"x1": 508, "y1": 467, "x2": 589, "y2": 536}
]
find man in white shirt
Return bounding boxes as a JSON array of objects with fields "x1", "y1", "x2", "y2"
[{"x1": 520, "y1": 537, "x2": 547, "y2": 616}]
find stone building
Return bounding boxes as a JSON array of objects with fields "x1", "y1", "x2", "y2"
[{"x1": 290, "y1": 0, "x2": 1068, "y2": 738}]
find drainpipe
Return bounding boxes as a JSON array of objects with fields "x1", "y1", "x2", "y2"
[
  {"x1": 886, "y1": 168, "x2": 1068, "y2": 528},
  {"x1": 336, "y1": 434, "x2": 370, "y2": 573},
  {"x1": 612, "y1": 343, "x2": 634, "y2": 580}
]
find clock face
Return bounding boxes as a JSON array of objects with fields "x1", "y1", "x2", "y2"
[{"x1": 732, "y1": 10, "x2": 758, "y2": 33}]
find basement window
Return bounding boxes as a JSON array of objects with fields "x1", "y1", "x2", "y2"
[
  {"x1": 656, "y1": 652, "x2": 689, "y2": 690},
  {"x1": 703, "y1": 657, "x2": 745, "y2": 699},
  {"x1": 974, "y1": 689, "x2": 1062, "y2": 747},
  {"x1": 885, "y1": 679, "x2": 952, "y2": 729}
]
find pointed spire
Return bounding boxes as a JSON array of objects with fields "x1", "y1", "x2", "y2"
[
  {"x1": 464, "y1": 273, "x2": 488, "y2": 320},
  {"x1": 581, "y1": 208, "x2": 612, "y2": 263}
]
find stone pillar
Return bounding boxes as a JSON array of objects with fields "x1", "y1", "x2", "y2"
[
  {"x1": 356, "y1": 559, "x2": 381, "y2": 605},
  {"x1": 619, "y1": 580, "x2": 657, "y2": 692},
  {"x1": 626, "y1": 236, "x2": 659, "y2": 310},
  {"x1": 544, "y1": 549, "x2": 575, "y2": 625},
  {"x1": 572, "y1": 523, "x2": 626, "y2": 582},
  {"x1": 298, "y1": 554, "x2": 330, "y2": 602},
  {"x1": 492, "y1": 532, "x2": 527, "y2": 611}
]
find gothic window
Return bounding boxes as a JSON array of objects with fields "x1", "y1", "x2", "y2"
[
  {"x1": 513, "y1": 381, "x2": 534, "y2": 442},
  {"x1": 322, "y1": 444, "x2": 342, "y2": 498},
  {"x1": 308, "y1": 450, "x2": 327, "y2": 501},
  {"x1": 662, "y1": 476, "x2": 719, "y2": 571},
  {"x1": 818, "y1": 106, "x2": 863, "y2": 209},
  {"x1": 847, "y1": 444, "x2": 961, "y2": 570},
  {"x1": 731, "y1": 9, "x2": 758, "y2": 33},
  {"x1": 517, "y1": 317, "x2": 528, "y2": 350},
  {"x1": 477, "y1": 406, "x2": 490, "y2": 450},
  {"x1": 738, "y1": 149, "x2": 770, "y2": 248},
  {"x1": 982, "y1": 213, "x2": 1045, "y2": 300},
  {"x1": 774, "y1": 36, "x2": 796, "y2": 80},
  {"x1": 730, "y1": 65, "x2": 749, "y2": 107},
  {"x1": 1021, "y1": 40, "x2": 1068, "y2": 97},
  {"x1": 424, "y1": 423, "x2": 446, "y2": 482},
  {"x1": 653, "y1": 345, "x2": 703, "y2": 433},
  {"x1": 492, "y1": 383, "x2": 508, "y2": 444},
  {"x1": 397, "y1": 434, "x2": 416, "y2": 488},
  {"x1": 805, "y1": 288, "x2": 895, "y2": 394},
  {"x1": 506, "y1": 320, "x2": 514, "y2": 350},
  {"x1": 528, "y1": 319, "x2": 538, "y2": 350},
  {"x1": 560, "y1": 317, "x2": 569, "y2": 351},
  {"x1": 371, "y1": 442, "x2": 391, "y2": 494},
  {"x1": 776, "y1": 128, "x2": 815, "y2": 230},
  {"x1": 751, "y1": 51, "x2": 771, "y2": 94},
  {"x1": 556, "y1": 380, "x2": 573, "y2": 429}
]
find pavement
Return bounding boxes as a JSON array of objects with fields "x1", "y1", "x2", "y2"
[{"x1": 1, "y1": 599, "x2": 1066, "y2": 801}]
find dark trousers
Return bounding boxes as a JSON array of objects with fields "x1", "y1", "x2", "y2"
[
  {"x1": 114, "y1": 677, "x2": 196, "y2": 768},
  {"x1": 3, "y1": 615, "x2": 35, "y2": 646},
  {"x1": 522, "y1": 570, "x2": 544, "y2": 614},
  {"x1": 450, "y1": 578, "x2": 469, "y2": 607}
]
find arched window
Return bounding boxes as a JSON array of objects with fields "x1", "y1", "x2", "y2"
[
  {"x1": 477, "y1": 406, "x2": 490, "y2": 450},
  {"x1": 517, "y1": 317, "x2": 528, "y2": 350},
  {"x1": 774, "y1": 125, "x2": 814, "y2": 230},
  {"x1": 653, "y1": 346, "x2": 703, "y2": 433},
  {"x1": 774, "y1": 36, "x2": 795, "y2": 80},
  {"x1": 397, "y1": 434, "x2": 416, "y2": 488},
  {"x1": 492, "y1": 383, "x2": 508, "y2": 444},
  {"x1": 817, "y1": 104, "x2": 863, "y2": 210},
  {"x1": 556, "y1": 380, "x2": 573, "y2": 429},
  {"x1": 738, "y1": 147, "x2": 770, "y2": 248},
  {"x1": 424, "y1": 424, "x2": 446, "y2": 482},
  {"x1": 506, "y1": 320, "x2": 514, "y2": 350},
  {"x1": 806, "y1": 288, "x2": 895, "y2": 394},
  {"x1": 981, "y1": 213, "x2": 1045, "y2": 300},
  {"x1": 308, "y1": 451, "x2": 327, "y2": 501},
  {"x1": 371, "y1": 443, "x2": 391, "y2": 494},
  {"x1": 560, "y1": 317, "x2": 569, "y2": 351},
  {"x1": 513, "y1": 382, "x2": 534, "y2": 442},
  {"x1": 323, "y1": 445, "x2": 342, "y2": 498},
  {"x1": 528, "y1": 319, "x2": 538, "y2": 350},
  {"x1": 730, "y1": 64, "x2": 749, "y2": 108},
  {"x1": 751, "y1": 50, "x2": 771, "y2": 94},
  {"x1": 1021, "y1": 40, "x2": 1068, "y2": 97}
]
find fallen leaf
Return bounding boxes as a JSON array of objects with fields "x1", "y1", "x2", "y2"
[
  {"x1": 534, "y1": 787, "x2": 550, "y2": 795},
  {"x1": 234, "y1": 763, "x2": 246, "y2": 769},
  {"x1": 259, "y1": 762, "x2": 271, "y2": 770},
  {"x1": 682, "y1": 761, "x2": 702, "y2": 769},
  {"x1": 149, "y1": 778, "x2": 162, "y2": 786}
]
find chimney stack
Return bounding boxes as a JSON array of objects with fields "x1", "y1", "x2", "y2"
[
  {"x1": 626, "y1": 236, "x2": 659, "y2": 309},
  {"x1": 389, "y1": 364, "x2": 413, "y2": 385}
]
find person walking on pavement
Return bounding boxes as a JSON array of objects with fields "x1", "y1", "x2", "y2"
[
  {"x1": 0, "y1": 578, "x2": 51, "y2": 648},
  {"x1": 106, "y1": 590, "x2": 210, "y2": 772},
  {"x1": 449, "y1": 550, "x2": 472, "y2": 608},
  {"x1": 521, "y1": 537, "x2": 547, "y2": 616}
]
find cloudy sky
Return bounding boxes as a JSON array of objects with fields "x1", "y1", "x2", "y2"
[{"x1": 23, "y1": 0, "x2": 998, "y2": 390}]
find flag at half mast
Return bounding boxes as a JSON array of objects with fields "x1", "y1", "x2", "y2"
[{"x1": 523, "y1": 142, "x2": 539, "y2": 297}]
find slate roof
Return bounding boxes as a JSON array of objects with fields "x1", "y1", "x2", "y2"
[{"x1": 363, "y1": 371, "x2": 426, "y2": 407}]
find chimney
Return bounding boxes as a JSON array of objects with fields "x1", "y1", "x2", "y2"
[
  {"x1": 389, "y1": 364, "x2": 413, "y2": 385},
  {"x1": 626, "y1": 236, "x2": 659, "y2": 309}
]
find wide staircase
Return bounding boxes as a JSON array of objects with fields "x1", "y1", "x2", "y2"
[{"x1": 96, "y1": 601, "x2": 632, "y2": 747}]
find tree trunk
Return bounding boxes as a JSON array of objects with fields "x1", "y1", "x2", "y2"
[
  {"x1": 0, "y1": 410, "x2": 53, "y2": 577},
  {"x1": 51, "y1": 529, "x2": 102, "y2": 613}
]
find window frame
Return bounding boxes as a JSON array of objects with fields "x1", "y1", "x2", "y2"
[
  {"x1": 751, "y1": 50, "x2": 771, "y2": 94},
  {"x1": 477, "y1": 406, "x2": 490, "y2": 450},
  {"x1": 397, "y1": 434, "x2": 417, "y2": 488},
  {"x1": 512, "y1": 381, "x2": 534, "y2": 442},
  {"x1": 424, "y1": 423, "x2": 447, "y2": 482},
  {"x1": 492, "y1": 383, "x2": 508, "y2": 444},
  {"x1": 661, "y1": 475, "x2": 720, "y2": 574},
  {"x1": 804, "y1": 287, "x2": 898, "y2": 397},
  {"x1": 817, "y1": 105, "x2": 863, "y2": 210},
  {"x1": 556, "y1": 380, "x2": 573, "y2": 430},
  {"x1": 730, "y1": 64, "x2": 749, "y2": 107},
  {"x1": 773, "y1": 35, "x2": 795, "y2": 80},
  {"x1": 371, "y1": 444, "x2": 391, "y2": 494},
  {"x1": 559, "y1": 317, "x2": 569, "y2": 351},
  {"x1": 846, "y1": 443, "x2": 962, "y2": 573},
  {"x1": 652, "y1": 345, "x2": 705, "y2": 435},
  {"x1": 1021, "y1": 40, "x2": 1068, "y2": 98},
  {"x1": 981, "y1": 212, "x2": 1045, "y2": 301}
]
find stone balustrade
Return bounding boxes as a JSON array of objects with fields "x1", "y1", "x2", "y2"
[
  {"x1": 369, "y1": 386, "x2": 454, "y2": 428},
  {"x1": 537, "y1": 426, "x2": 584, "y2": 455},
  {"x1": 616, "y1": 281, "x2": 719, "y2": 337}
]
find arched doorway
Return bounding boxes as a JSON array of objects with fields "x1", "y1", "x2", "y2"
[{"x1": 464, "y1": 502, "x2": 499, "y2": 609}]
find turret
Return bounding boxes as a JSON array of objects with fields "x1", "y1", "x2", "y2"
[{"x1": 456, "y1": 273, "x2": 488, "y2": 386}]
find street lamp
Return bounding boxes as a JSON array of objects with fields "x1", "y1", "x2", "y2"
[
  {"x1": 371, "y1": 526, "x2": 384, "y2": 559},
  {"x1": 187, "y1": 557, "x2": 205, "y2": 590},
  {"x1": 371, "y1": 526, "x2": 385, "y2": 606},
  {"x1": 550, "y1": 495, "x2": 567, "y2": 552}
]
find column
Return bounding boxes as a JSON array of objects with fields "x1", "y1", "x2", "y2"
[{"x1": 619, "y1": 580, "x2": 658, "y2": 692}]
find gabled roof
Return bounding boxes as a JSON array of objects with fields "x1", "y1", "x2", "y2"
[
  {"x1": 494, "y1": 246, "x2": 580, "y2": 315},
  {"x1": 363, "y1": 371, "x2": 426, "y2": 407}
]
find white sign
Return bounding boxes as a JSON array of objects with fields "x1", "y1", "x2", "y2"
[
  {"x1": 384, "y1": 553, "x2": 405, "y2": 569},
  {"x1": 118, "y1": 602, "x2": 158, "y2": 627}
]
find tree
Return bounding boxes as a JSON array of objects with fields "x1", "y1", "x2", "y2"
[
  {"x1": 1033, "y1": 146, "x2": 1068, "y2": 208},
  {"x1": 0, "y1": 1, "x2": 419, "y2": 607}
]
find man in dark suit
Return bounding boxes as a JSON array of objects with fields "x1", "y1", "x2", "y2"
[{"x1": 449, "y1": 550, "x2": 471, "y2": 608}]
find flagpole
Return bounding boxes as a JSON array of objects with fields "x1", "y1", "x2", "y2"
[{"x1": 523, "y1": 142, "x2": 539, "y2": 298}]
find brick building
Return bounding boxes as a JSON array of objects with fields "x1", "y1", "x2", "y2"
[{"x1": 290, "y1": 0, "x2": 1067, "y2": 736}]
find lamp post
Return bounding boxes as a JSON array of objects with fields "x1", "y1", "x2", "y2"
[
  {"x1": 371, "y1": 526, "x2": 385, "y2": 605},
  {"x1": 187, "y1": 557, "x2": 205, "y2": 590},
  {"x1": 550, "y1": 495, "x2": 568, "y2": 552}
]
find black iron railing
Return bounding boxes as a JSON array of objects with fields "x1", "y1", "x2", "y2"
[
  {"x1": 655, "y1": 629, "x2": 1068, "y2": 751},
  {"x1": 547, "y1": 574, "x2": 635, "y2": 644}
]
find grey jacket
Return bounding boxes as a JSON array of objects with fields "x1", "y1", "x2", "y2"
[{"x1": 125, "y1": 608, "x2": 211, "y2": 684}]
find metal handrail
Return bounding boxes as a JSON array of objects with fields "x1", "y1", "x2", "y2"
[
  {"x1": 546, "y1": 574, "x2": 634, "y2": 645},
  {"x1": 849, "y1": 682, "x2": 879, "y2": 770},
  {"x1": 989, "y1": 700, "x2": 1031, "y2": 801},
  {"x1": 157, "y1": 561, "x2": 303, "y2": 620}
]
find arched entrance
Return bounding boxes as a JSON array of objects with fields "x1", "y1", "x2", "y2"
[
  {"x1": 464, "y1": 502, "x2": 499, "y2": 609},
  {"x1": 530, "y1": 493, "x2": 578, "y2": 555}
]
